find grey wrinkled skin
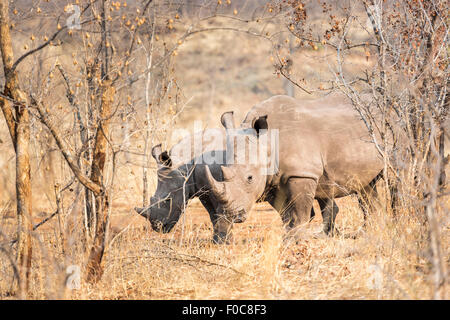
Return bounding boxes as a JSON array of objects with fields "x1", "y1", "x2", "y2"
[
  {"x1": 205, "y1": 94, "x2": 385, "y2": 238},
  {"x1": 135, "y1": 128, "x2": 336, "y2": 244},
  {"x1": 135, "y1": 130, "x2": 240, "y2": 244}
]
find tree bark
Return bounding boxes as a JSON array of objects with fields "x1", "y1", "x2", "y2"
[
  {"x1": 0, "y1": 0, "x2": 33, "y2": 294},
  {"x1": 14, "y1": 103, "x2": 33, "y2": 293},
  {"x1": 85, "y1": 80, "x2": 115, "y2": 283}
]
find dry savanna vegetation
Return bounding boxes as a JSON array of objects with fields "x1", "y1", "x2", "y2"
[{"x1": 0, "y1": 0, "x2": 448, "y2": 299}]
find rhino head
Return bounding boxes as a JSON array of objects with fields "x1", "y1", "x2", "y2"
[
  {"x1": 135, "y1": 144, "x2": 189, "y2": 233},
  {"x1": 204, "y1": 112, "x2": 270, "y2": 221}
]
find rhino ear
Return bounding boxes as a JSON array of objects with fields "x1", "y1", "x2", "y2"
[
  {"x1": 159, "y1": 151, "x2": 172, "y2": 167},
  {"x1": 152, "y1": 144, "x2": 172, "y2": 167},
  {"x1": 252, "y1": 115, "x2": 268, "y2": 137},
  {"x1": 151, "y1": 144, "x2": 163, "y2": 162},
  {"x1": 221, "y1": 111, "x2": 235, "y2": 129}
]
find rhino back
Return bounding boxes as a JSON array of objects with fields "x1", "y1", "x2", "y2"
[{"x1": 242, "y1": 94, "x2": 383, "y2": 197}]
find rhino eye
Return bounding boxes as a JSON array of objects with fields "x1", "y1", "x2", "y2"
[{"x1": 247, "y1": 175, "x2": 253, "y2": 183}]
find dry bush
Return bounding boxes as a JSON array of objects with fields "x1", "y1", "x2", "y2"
[{"x1": 272, "y1": 0, "x2": 449, "y2": 299}]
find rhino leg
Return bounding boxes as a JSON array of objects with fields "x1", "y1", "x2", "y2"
[
  {"x1": 265, "y1": 185, "x2": 316, "y2": 221},
  {"x1": 357, "y1": 182, "x2": 378, "y2": 229},
  {"x1": 318, "y1": 198, "x2": 339, "y2": 236},
  {"x1": 388, "y1": 181, "x2": 399, "y2": 218},
  {"x1": 282, "y1": 177, "x2": 318, "y2": 230},
  {"x1": 199, "y1": 194, "x2": 233, "y2": 244}
]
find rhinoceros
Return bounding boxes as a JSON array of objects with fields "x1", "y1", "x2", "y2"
[
  {"x1": 134, "y1": 129, "x2": 240, "y2": 243},
  {"x1": 135, "y1": 116, "x2": 340, "y2": 243},
  {"x1": 204, "y1": 94, "x2": 384, "y2": 237}
]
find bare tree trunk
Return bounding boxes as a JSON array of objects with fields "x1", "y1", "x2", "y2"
[
  {"x1": 84, "y1": 0, "x2": 115, "y2": 283},
  {"x1": 14, "y1": 103, "x2": 33, "y2": 294},
  {"x1": 84, "y1": 80, "x2": 115, "y2": 283},
  {"x1": 0, "y1": 0, "x2": 33, "y2": 295},
  {"x1": 0, "y1": 1, "x2": 16, "y2": 145}
]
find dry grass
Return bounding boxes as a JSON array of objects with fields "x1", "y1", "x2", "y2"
[{"x1": 1, "y1": 193, "x2": 448, "y2": 299}]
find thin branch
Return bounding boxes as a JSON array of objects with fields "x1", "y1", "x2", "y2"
[{"x1": 11, "y1": 3, "x2": 95, "y2": 73}]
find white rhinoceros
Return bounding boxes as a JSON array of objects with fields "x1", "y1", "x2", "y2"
[{"x1": 204, "y1": 94, "x2": 384, "y2": 236}]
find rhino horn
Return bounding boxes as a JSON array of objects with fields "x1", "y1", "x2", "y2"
[
  {"x1": 205, "y1": 166, "x2": 226, "y2": 200},
  {"x1": 134, "y1": 207, "x2": 150, "y2": 219},
  {"x1": 221, "y1": 166, "x2": 235, "y2": 181},
  {"x1": 221, "y1": 111, "x2": 235, "y2": 129}
]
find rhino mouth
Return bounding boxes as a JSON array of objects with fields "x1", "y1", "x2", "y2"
[{"x1": 231, "y1": 209, "x2": 247, "y2": 223}]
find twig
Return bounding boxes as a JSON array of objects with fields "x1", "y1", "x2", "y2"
[{"x1": 8, "y1": 178, "x2": 76, "y2": 245}]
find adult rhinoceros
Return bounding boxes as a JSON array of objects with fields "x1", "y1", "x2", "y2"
[
  {"x1": 134, "y1": 129, "x2": 239, "y2": 243},
  {"x1": 204, "y1": 94, "x2": 384, "y2": 237}
]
